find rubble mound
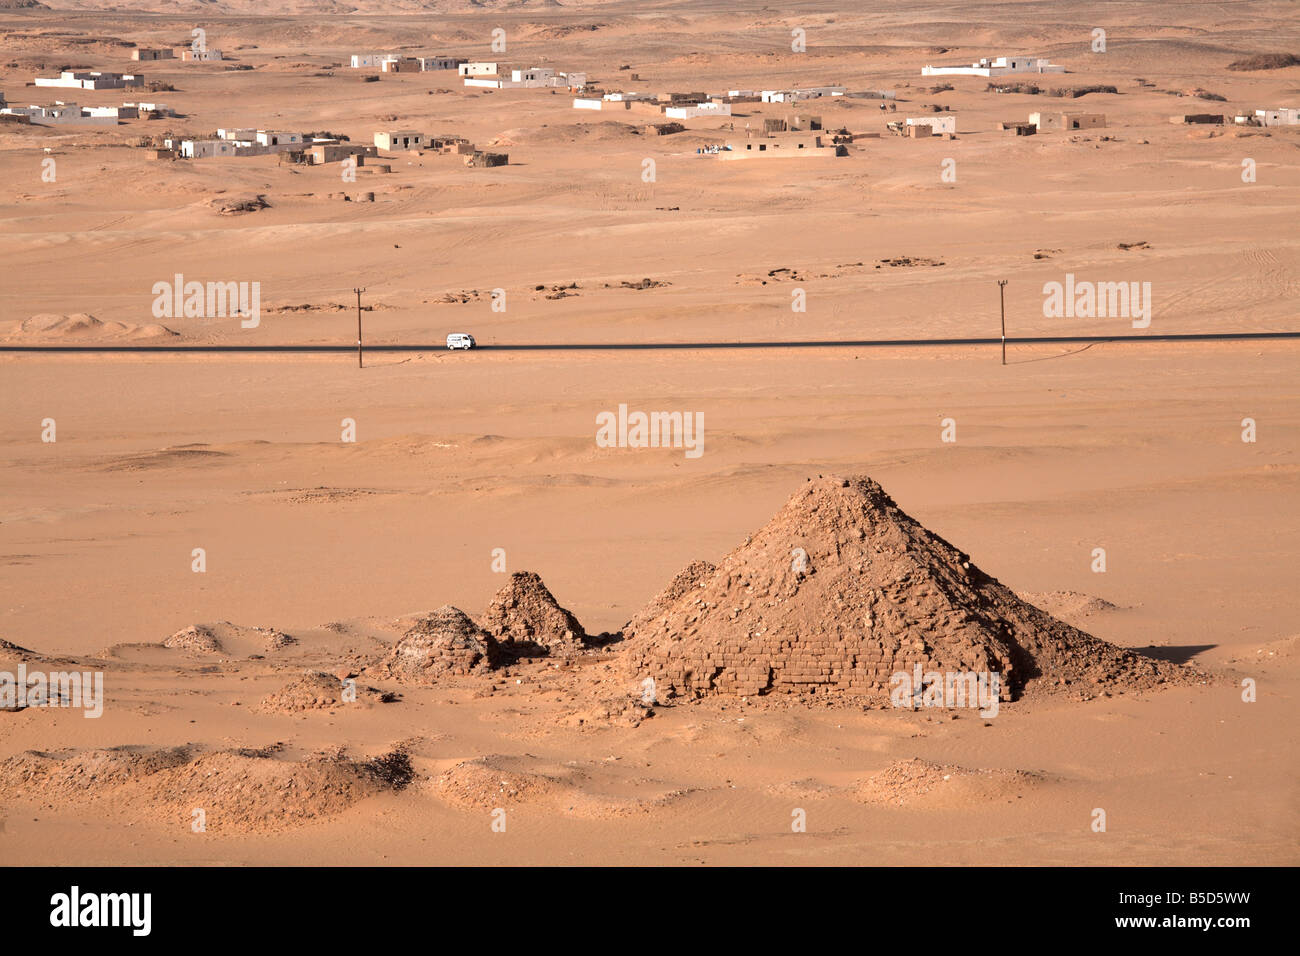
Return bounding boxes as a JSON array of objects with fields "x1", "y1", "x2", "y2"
[
  {"x1": 164, "y1": 624, "x2": 222, "y2": 654},
  {"x1": 622, "y1": 476, "x2": 1197, "y2": 703},
  {"x1": 258, "y1": 671, "x2": 395, "y2": 714},
  {"x1": 0, "y1": 744, "x2": 414, "y2": 832},
  {"x1": 858, "y1": 758, "x2": 1041, "y2": 806},
  {"x1": 384, "y1": 605, "x2": 500, "y2": 682},
  {"x1": 433, "y1": 755, "x2": 565, "y2": 808},
  {"x1": 479, "y1": 571, "x2": 587, "y2": 657},
  {"x1": 163, "y1": 621, "x2": 296, "y2": 656},
  {"x1": 0, "y1": 637, "x2": 36, "y2": 658}
]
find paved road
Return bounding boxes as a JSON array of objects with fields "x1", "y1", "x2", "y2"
[{"x1": 2, "y1": 331, "x2": 1298, "y2": 353}]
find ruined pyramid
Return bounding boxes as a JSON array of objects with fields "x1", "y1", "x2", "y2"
[
  {"x1": 622, "y1": 476, "x2": 1193, "y2": 702},
  {"x1": 479, "y1": 571, "x2": 587, "y2": 657},
  {"x1": 384, "y1": 605, "x2": 500, "y2": 682}
]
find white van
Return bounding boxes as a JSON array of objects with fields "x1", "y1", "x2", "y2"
[{"x1": 446, "y1": 333, "x2": 476, "y2": 350}]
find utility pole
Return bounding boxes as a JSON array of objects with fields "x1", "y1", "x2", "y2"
[
  {"x1": 353, "y1": 287, "x2": 365, "y2": 368},
  {"x1": 998, "y1": 280, "x2": 1008, "y2": 366}
]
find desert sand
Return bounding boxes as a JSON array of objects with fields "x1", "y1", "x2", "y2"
[{"x1": 0, "y1": 0, "x2": 1297, "y2": 866}]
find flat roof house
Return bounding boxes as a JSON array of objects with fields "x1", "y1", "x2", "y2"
[
  {"x1": 720, "y1": 133, "x2": 842, "y2": 159},
  {"x1": 420, "y1": 56, "x2": 467, "y2": 72},
  {"x1": 906, "y1": 114, "x2": 957, "y2": 135},
  {"x1": 1030, "y1": 110, "x2": 1105, "y2": 131},
  {"x1": 458, "y1": 62, "x2": 498, "y2": 77},
  {"x1": 35, "y1": 71, "x2": 144, "y2": 90},
  {"x1": 374, "y1": 130, "x2": 424, "y2": 151},
  {"x1": 922, "y1": 55, "x2": 1064, "y2": 77},
  {"x1": 1256, "y1": 107, "x2": 1299, "y2": 126},
  {"x1": 132, "y1": 49, "x2": 173, "y2": 61}
]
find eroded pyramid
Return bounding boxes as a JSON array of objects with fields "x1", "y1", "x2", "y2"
[
  {"x1": 479, "y1": 571, "x2": 587, "y2": 657},
  {"x1": 622, "y1": 476, "x2": 1192, "y2": 702}
]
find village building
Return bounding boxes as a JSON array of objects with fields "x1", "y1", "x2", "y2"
[
  {"x1": 132, "y1": 48, "x2": 173, "y2": 61},
  {"x1": 906, "y1": 114, "x2": 957, "y2": 135},
  {"x1": 1030, "y1": 110, "x2": 1105, "y2": 132},
  {"x1": 999, "y1": 120, "x2": 1038, "y2": 135},
  {"x1": 350, "y1": 54, "x2": 397, "y2": 69},
  {"x1": 256, "y1": 130, "x2": 303, "y2": 148},
  {"x1": 35, "y1": 71, "x2": 144, "y2": 90},
  {"x1": 1255, "y1": 107, "x2": 1299, "y2": 126},
  {"x1": 306, "y1": 143, "x2": 378, "y2": 165},
  {"x1": 125, "y1": 101, "x2": 176, "y2": 117},
  {"x1": 181, "y1": 129, "x2": 306, "y2": 158},
  {"x1": 374, "y1": 130, "x2": 424, "y2": 151},
  {"x1": 380, "y1": 57, "x2": 421, "y2": 73},
  {"x1": 921, "y1": 55, "x2": 1064, "y2": 77},
  {"x1": 419, "y1": 56, "x2": 466, "y2": 72},
  {"x1": 180, "y1": 49, "x2": 223, "y2": 62},
  {"x1": 1171, "y1": 113, "x2": 1224, "y2": 125},
  {"x1": 761, "y1": 86, "x2": 846, "y2": 103},
  {"x1": 720, "y1": 132, "x2": 844, "y2": 159},
  {"x1": 181, "y1": 139, "x2": 241, "y2": 158},
  {"x1": 0, "y1": 102, "x2": 117, "y2": 125},
  {"x1": 664, "y1": 101, "x2": 731, "y2": 119},
  {"x1": 458, "y1": 62, "x2": 498, "y2": 77}
]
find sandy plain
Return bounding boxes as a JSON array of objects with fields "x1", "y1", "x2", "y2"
[{"x1": 0, "y1": 0, "x2": 1297, "y2": 864}]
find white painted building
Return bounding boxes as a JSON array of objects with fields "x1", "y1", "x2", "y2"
[
  {"x1": 458, "y1": 62, "x2": 498, "y2": 77},
  {"x1": 181, "y1": 49, "x2": 223, "y2": 62},
  {"x1": 1, "y1": 102, "x2": 117, "y2": 125},
  {"x1": 921, "y1": 55, "x2": 1064, "y2": 77},
  {"x1": 374, "y1": 130, "x2": 424, "y2": 151},
  {"x1": 906, "y1": 114, "x2": 956, "y2": 134},
  {"x1": 182, "y1": 139, "x2": 241, "y2": 158},
  {"x1": 256, "y1": 130, "x2": 303, "y2": 148},
  {"x1": 760, "y1": 86, "x2": 846, "y2": 103},
  {"x1": 1256, "y1": 107, "x2": 1300, "y2": 126},
  {"x1": 664, "y1": 101, "x2": 732, "y2": 119},
  {"x1": 35, "y1": 71, "x2": 144, "y2": 90}
]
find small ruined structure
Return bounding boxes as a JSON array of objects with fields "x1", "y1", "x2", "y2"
[
  {"x1": 384, "y1": 606, "x2": 501, "y2": 682},
  {"x1": 465, "y1": 151, "x2": 507, "y2": 167},
  {"x1": 1172, "y1": 113, "x2": 1225, "y2": 125},
  {"x1": 922, "y1": 55, "x2": 1064, "y2": 77},
  {"x1": 999, "y1": 120, "x2": 1038, "y2": 135},
  {"x1": 479, "y1": 571, "x2": 588, "y2": 658},
  {"x1": 621, "y1": 476, "x2": 1191, "y2": 703}
]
